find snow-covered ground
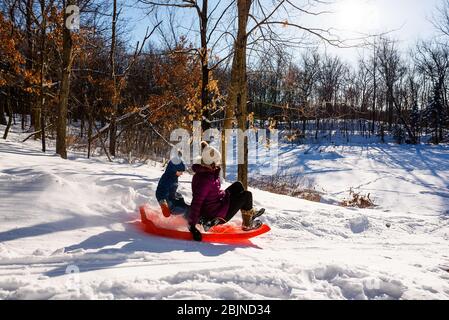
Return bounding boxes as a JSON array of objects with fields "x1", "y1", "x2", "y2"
[
  {"x1": 246, "y1": 141, "x2": 449, "y2": 217},
  {"x1": 1, "y1": 124, "x2": 449, "y2": 299}
]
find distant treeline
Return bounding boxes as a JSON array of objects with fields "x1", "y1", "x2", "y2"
[
  {"x1": 1, "y1": 1, "x2": 448, "y2": 166},
  {"x1": 246, "y1": 39, "x2": 449, "y2": 145}
]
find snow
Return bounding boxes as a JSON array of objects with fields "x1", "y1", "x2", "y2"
[{"x1": 1, "y1": 124, "x2": 449, "y2": 300}]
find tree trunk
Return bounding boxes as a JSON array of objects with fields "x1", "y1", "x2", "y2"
[
  {"x1": 33, "y1": 107, "x2": 41, "y2": 138},
  {"x1": 26, "y1": 0, "x2": 34, "y2": 129},
  {"x1": 3, "y1": 93, "x2": 13, "y2": 139},
  {"x1": 0, "y1": 99, "x2": 7, "y2": 125},
  {"x1": 84, "y1": 93, "x2": 93, "y2": 159},
  {"x1": 372, "y1": 44, "x2": 377, "y2": 134},
  {"x1": 109, "y1": 0, "x2": 118, "y2": 157},
  {"x1": 387, "y1": 86, "x2": 394, "y2": 130},
  {"x1": 41, "y1": 96, "x2": 46, "y2": 152},
  {"x1": 56, "y1": 0, "x2": 75, "y2": 159},
  {"x1": 21, "y1": 112, "x2": 26, "y2": 130},
  {"x1": 87, "y1": 111, "x2": 93, "y2": 159},
  {"x1": 38, "y1": 0, "x2": 46, "y2": 152},
  {"x1": 223, "y1": 0, "x2": 251, "y2": 188},
  {"x1": 200, "y1": 0, "x2": 210, "y2": 131},
  {"x1": 221, "y1": 97, "x2": 234, "y2": 180}
]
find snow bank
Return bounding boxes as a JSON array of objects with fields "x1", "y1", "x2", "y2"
[{"x1": 1, "y1": 124, "x2": 449, "y2": 299}]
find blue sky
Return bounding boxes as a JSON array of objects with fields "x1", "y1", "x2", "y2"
[{"x1": 123, "y1": 0, "x2": 444, "y2": 66}]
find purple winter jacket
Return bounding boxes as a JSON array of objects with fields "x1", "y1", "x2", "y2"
[{"x1": 188, "y1": 164, "x2": 230, "y2": 225}]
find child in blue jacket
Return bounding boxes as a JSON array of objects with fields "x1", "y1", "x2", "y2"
[{"x1": 155, "y1": 155, "x2": 189, "y2": 217}]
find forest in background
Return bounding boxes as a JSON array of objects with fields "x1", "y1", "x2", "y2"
[{"x1": 1, "y1": 0, "x2": 449, "y2": 187}]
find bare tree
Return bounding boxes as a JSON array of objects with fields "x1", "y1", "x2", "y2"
[
  {"x1": 37, "y1": 0, "x2": 54, "y2": 152},
  {"x1": 358, "y1": 39, "x2": 380, "y2": 134},
  {"x1": 355, "y1": 57, "x2": 373, "y2": 116},
  {"x1": 297, "y1": 52, "x2": 320, "y2": 133},
  {"x1": 377, "y1": 37, "x2": 405, "y2": 130},
  {"x1": 315, "y1": 54, "x2": 347, "y2": 138},
  {"x1": 433, "y1": 0, "x2": 449, "y2": 37},
  {"x1": 224, "y1": 0, "x2": 345, "y2": 187},
  {"x1": 108, "y1": 1, "x2": 160, "y2": 157},
  {"x1": 108, "y1": 0, "x2": 118, "y2": 156},
  {"x1": 414, "y1": 40, "x2": 449, "y2": 143},
  {"x1": 25, "y1": 0, "x2": 34, "y2": 130},
  {"x1": 56, "y1": 0, "x2": 77, "y2": 159},
  {"x1": 227, "y1": 0, "x2": 251, "y2": 186}
]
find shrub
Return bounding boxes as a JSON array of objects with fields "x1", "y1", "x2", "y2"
[
  {"x1": 340, "y1": 188, "x2": 375, "y2": 208},
  {"x1": 249, "y1": 175, "x2": 322, "y2": 203}
]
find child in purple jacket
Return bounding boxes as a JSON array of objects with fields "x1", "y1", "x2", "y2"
[{"x1": 188, "y1": 143, "x2": 265, "y2": 241}]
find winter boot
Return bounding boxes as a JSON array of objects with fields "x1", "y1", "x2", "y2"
[
  {"x1": 241, "y1": 209, "x2": 263, "y2": 231},
  {"x1": 202, "y1": 217, "x2": 226, "y2": 232}
]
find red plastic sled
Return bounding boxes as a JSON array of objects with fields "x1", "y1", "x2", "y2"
[{"x1": 139, "y1": 205, "x2": 270, "y2": 243}]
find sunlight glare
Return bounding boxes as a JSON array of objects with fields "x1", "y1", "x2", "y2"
[{"x1": 337, "y1": 0, "x2": 380, "y2": 32}]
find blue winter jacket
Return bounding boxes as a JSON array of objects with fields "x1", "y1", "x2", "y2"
[{"x1": 155, "y1": 159, "x2": 186, "y2": 202}]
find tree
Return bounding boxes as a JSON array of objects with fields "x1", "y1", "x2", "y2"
[
  {"x1": 108, "y1": 0, "x2": 118, "y2": 157},
  {"x1": 355, "y1": 57, "x2": 373, "y2": 117},
  {"x1": 37, "y1": 0, "x2": 51, "y2": 151},
  {"x1": 223, "y1": 0, "x2": 351, "y2": 187},
  {"x1": 24, "y1": 0, "x2": 34, "y2": 130},
  {"x1": 424, "y1": 78, "x2": 447, "y2": 143},
  {"x1": 400, "y1": 68, "x2": 421, "y2": 144},
  {"x1": 108, "y1": 1, "x2": 160, "y2": 157},
  {"x1": 433, "y1": 0, "x2": 449, "y2": 37},
  {"x1": 56, "y1": 0, "x2": 77, "y2": 159},
  {"x1": 358, "y1": 41, "x2": 379, "y2": 135},
  {"x1": 377, "y1": 38, "x2": 405, "y2": 131},
  {"x1": 298, "y1": 52, "x2": 320, "y2": 132},
  {"x1": 414, "y1": 40, "x2": 449, "y2": 143},
  {"x1": 315, "y1": 54, "x2": 347, "y2": 138},
  {"x1": 229, "y1": 0, "x2": 251, "y2": 187},
  {"x1": 0, "y1": 10, "x2": 27, "y2": 138},
  {"x1": 141, "y1": 0, "x2": 234, "y2": 130}
]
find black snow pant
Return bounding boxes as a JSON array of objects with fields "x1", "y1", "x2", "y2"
[{"x1": 223, "y1": 181, "x2": 253, "y2": 222}]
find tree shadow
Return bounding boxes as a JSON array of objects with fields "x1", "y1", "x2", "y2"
[
  {"x1": 87, "y1": 172, "x2": 160, "y2": 183},
  {"x1": 0, "y1": 214, "x2": 113, "y2": 242},
  {"x1": 373, "y1": 145, "x2": 448, "y2": 188},
  {"x1": 0, "y1": 142, "x2": 51, "y2": 157}
]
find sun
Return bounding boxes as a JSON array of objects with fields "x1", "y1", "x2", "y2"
[{"x1": 337, "y1": 0, "x2": 379, "y2": 32}]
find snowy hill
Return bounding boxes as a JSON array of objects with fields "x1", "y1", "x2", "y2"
[{"x1": 1, "y1": 125, "x2": 449, "y2": 299}]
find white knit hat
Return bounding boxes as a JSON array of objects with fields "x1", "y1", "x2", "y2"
[{"x1": 197, "y1": 145, "x2": 221, "y2": 165}]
